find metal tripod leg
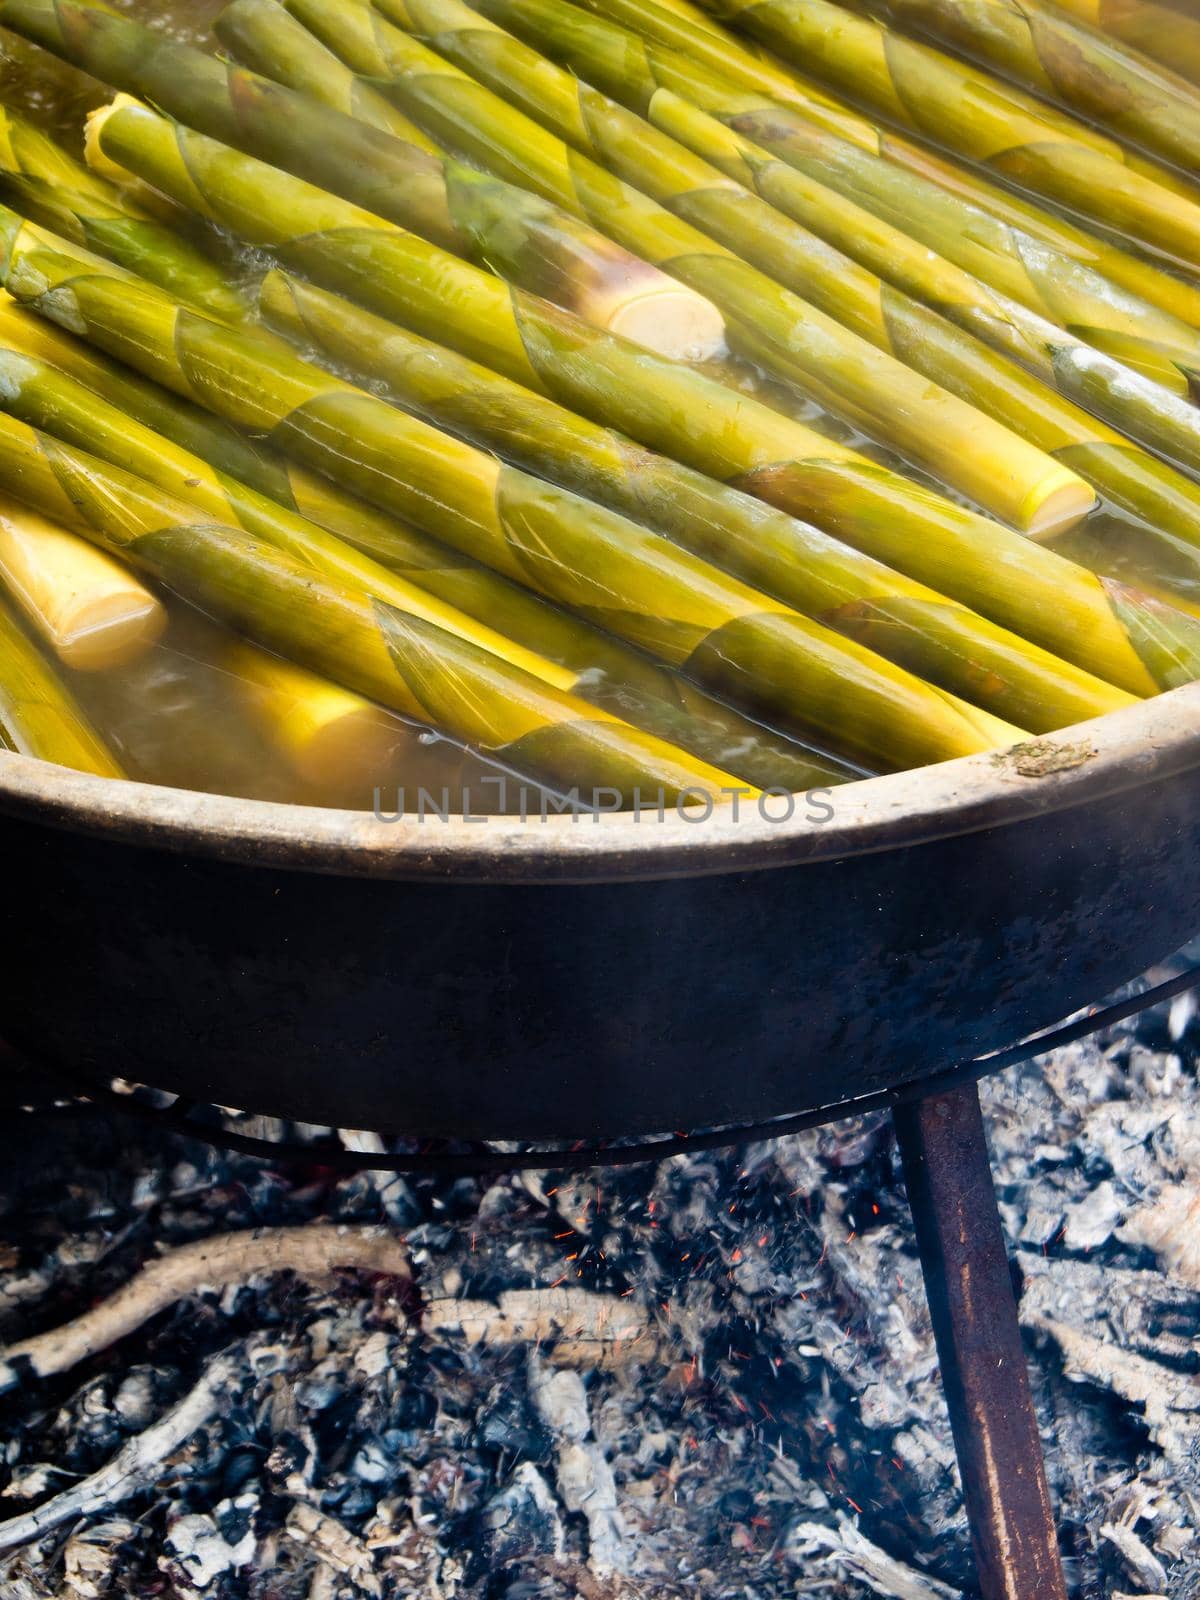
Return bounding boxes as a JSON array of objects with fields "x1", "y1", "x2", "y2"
[{"x1": 893, "y1": 1084, "x2": 1069, "y2": 1600}]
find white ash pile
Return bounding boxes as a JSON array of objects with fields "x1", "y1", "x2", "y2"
[{"x1": 0, "y1": 977, "x2": 1196, "y2": 1599}]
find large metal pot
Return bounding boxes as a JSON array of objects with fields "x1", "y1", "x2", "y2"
[{"x1": 2, "y1": 687, "x2": 1199, "y2": 1139}]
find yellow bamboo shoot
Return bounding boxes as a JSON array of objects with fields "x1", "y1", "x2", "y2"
[{"x1": 0, "y1": 494, "x2": 165, "y2": 669}]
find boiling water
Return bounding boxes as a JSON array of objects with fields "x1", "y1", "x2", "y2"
[{"x1": 62, "y1": 601, "x2": 522, "y2": 812}]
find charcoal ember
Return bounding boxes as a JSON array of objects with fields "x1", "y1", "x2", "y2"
[
  {"x1": 211, "y1": 1490, "x2": 259, "y2": 1549},
  {"x1": 817, "y1": 1111, "x2": 893, "y2": 1170},
  {"x1": 53, "y1": 1232, "x2": 112, "y2": 1272},
  {"x1": 719, "y1": 1487, "x2": 754, "y2": 1521},
  {"x1": 128, "y1": 1173, "x2": 162, "y2": 1213},
  {"x1": 373, "y1": 1175, "x2": 422, "y2": 1229},
  {"x1": 219, "y1": 1446, "x2": 264, "y2": 1498},
  {"x1": 1016, "y1": 1204, "x2": 1065, "y2": 1249},
  {"x1": 1061, "y1": 1180, "x2": 1124, "y2": 1251},
  {"x1": 220, "y1": 1168, "x2": 295, "y2": 1219},
  {"x1": 292, "y1": 1372, "x2": 346, "y2": 1414},
  {"x1": 423, "y1": 1178, "x2": 481, "y2": 1221},
  {"x1": 1124, "y1": 1043, "x2": 1186, "y2": 1100},
  {"x1": 320, "y1": 1476, "x2": 385, "y2": 1524},
  {"x1": 50, "y1": 1376, "x2": 127, "y2": 1467},
  {"x1": 349, "y1": 1438, "x2": 402, "y2": 1486},
  {"x1": 0, "y1": 1265, "x2": 51, "y2": 1322},
  {"x1": 168, "y1": 1160, "x2": 209, "y2": 1196},
  {"x1": 525, "y1": 1360, "x2": 626, "y2": 1576},
  {"x1": 405, "y1": 1222, "x2": 457, "y2": 1252},
  {"x1": 311, "y1": 1389, "x2": 373, "y2": 1471},
  {"x1": 264, "y1": 1430, "x2": 314, "y2": 1489},
  {"x1": 284, "y1": 1502, "x2": 381, "y2": 1594},
  {"x1": 474, "y1": 1462, "x2": 564, "y2": 1569},
  {"x1": 2, "y1": 1461, "x2": 77, "y2": 1503},
  {"x1": 390, "y1": 1381, "x2": 437, "y2": 1432},
  {"x1": 857, "y1": 1379, "x2": 913, "y2": 1430},
  {"x1": 331, "y1": 1172, "x2": 393, "y2": 1223},
  {"x1": 474, "y1": 1377, "x2": 553, "y2": 1463},
  {"x1": 351, "y1": 1333, "x2": 395, "y2": 1382},
  {"x1": 782, "y1": 1513, "x2": 962, "y2": 1597}
]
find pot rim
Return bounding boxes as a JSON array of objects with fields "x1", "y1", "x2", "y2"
[{"x1": 2, "y1": 685, "x2": 1199, "y2": 883}]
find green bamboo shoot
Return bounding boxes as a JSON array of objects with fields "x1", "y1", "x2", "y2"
[
  {"x1": 0, "y1": 413, "x2": 768, "y2": 800},
  {"x1": 567, "y1": 0, "x2": 1200, "y2": 330},
  {"x1": 199, "y1": 1, "x2": 447, "y2": 147},
  {"x1": 0, "y1": 334, "x2": 577, "y2": 692},
  {"x1": 0, "y1": 101, "x2": 247, "y2": 322},
  {"x1": 72, "y1": 106, "x2": 1199, "y2": 696},
  {"x1": 415, "y1": 0, "x2": 1200, "y2": 538},
  {"x1": 261, "y1": 267, "x2": 1137, "y2": 732},
  {"x1": 1053, "y1": 0, "x2": 1200, "y2": 89},
  {"x1": 0, "y1": 292, "x2": 853, "y2": 791},
  {"x1": 851, "y1": 0, "x2": 1200, "y2": 175},
  {"x1": 216, "y1": 0, "x2": 1095, "y2": 536},
  {"x1": 677, "y1": 0, "x2": 1200, "y2": 272},
  {"x1": 495, "y1": 0, "x2": 1200, "y2": 405},
  {"x1": 0, "y1": 0, "x2": 725, "y2": 360},
  {"x1": 3, "y1": 330, "x2": 863, "y2": 788},
  {"x1": 0, "y1": 233, "x2": 1040, "y2": 771},
  {"x1": 0, "y1": 590, "x2": 125, "y2": 773}
]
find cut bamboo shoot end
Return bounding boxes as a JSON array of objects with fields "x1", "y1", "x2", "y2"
[
  {"x1": 0, "y1": 499, "x2": 166, "y2": 670},
  {"x1": 595, "y1": 282, "x2": 727, "y2": 361},
  {"x1": 1022, "y1": 477, "x2": 1100, "y2": 540},
  {"x1": 293, "y1": 705, "x2": 412, "y2": 789},
  {"x1": 84, "y1": 95, "x2": 163, "y2": 195},
  {"x1": 225, "y1": 638, "x2": 410, "y2": 787}
]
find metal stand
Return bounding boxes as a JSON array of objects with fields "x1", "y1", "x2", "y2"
[{"x1": 895, "y1": 1085, "x2": 1069, "y2": 1600}]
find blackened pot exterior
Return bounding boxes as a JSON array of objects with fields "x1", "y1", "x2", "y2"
[{"x1": 3, "y1": 693, "x2": 1200, "y2": 1138}]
